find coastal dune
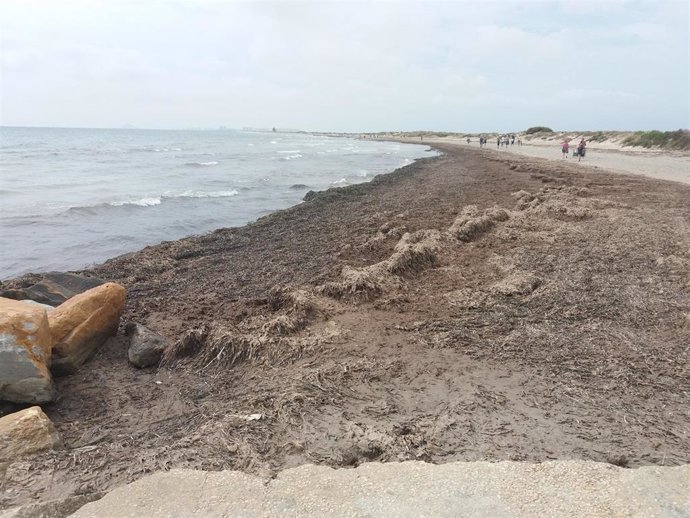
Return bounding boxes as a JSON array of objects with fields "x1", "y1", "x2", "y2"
[{"x1": 1, "y1": 144, "x2": 689, "y2": 511}]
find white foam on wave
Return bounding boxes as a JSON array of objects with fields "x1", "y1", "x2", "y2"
[
  {"x1": 184, "y1": 161, "x2": 220, "y2": 167},
  {"x1": 109, "y1": 197, "x2": 162, "y2": 207},
  {"x1": 175, "y1": 190, "x2": 239, "y2": 199},
  {"x1": 332, "y1": 178, "x2": 349, "y2": 186},
  {"x1": 105, "y1": 190, "x2": 238, "y2": 208}
]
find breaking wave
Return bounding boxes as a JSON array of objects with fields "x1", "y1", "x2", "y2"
[
  {"x1": 184, "y1": 161, "x2": 219, "y2": 167},
  {"x1": 62, "y1": 190, "x2": 239, "y2": 214},
  {"x1": 109, "y1": 197, "x2": 162, "y2": 207}
]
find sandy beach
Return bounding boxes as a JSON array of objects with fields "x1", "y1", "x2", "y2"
[
  {"x1": 2, "y1": 142, "x2": 688, "y2": 510},
  {"x1": 396, "y1": 135, "x2": 690, "y2": 185},
  {"x1": 2, "y1": 0, "x2": 688, "y2": 514}
]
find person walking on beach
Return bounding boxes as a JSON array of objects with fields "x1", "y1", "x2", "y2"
[
  {"x1": 577, "y1": 139, "x2": 586, "y2": 162},
  {"x1": 497, "y1": 137, "x2": 500, "y2": 148},
  {"x1": 467, "y1": 137, "x2": 471, "y2": 144},
  {"x1": 561, "y1": 139, "x2": 570, "y2": 158}
]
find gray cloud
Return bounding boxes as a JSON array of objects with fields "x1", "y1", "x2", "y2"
[{"x1": 1, "y1": 0, "x2": 687, "y2": 131}]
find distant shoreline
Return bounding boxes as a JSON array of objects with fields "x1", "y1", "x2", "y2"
[{"x1": 387, "y1": 135, "x2": 690, "y2": 186}]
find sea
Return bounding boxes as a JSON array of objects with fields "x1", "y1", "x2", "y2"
[{"x1": 0, "y1": 127, "x2": 433, "y2": 280}]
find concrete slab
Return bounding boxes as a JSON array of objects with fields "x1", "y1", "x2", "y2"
[{"x1": 63, "y1": 460, "x2": 689, "y2": 518}]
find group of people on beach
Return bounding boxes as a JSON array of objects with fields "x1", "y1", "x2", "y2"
[
  {"x1": 475, "y1": 135, "x2": 521, "y2": 148},
  {"x1": 561, "y1": 138, "x2": 587, "y2": 162},
  {"x1": 416, "y1": 133, "x2": 589, "y2": 163},
  {"x1": 496, "y1": 134, "x2": 520, "y2": 147}
]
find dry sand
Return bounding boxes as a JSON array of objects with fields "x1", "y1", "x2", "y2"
[
  {"x1": 1, "y1": 144, "x2": 689, "y2": 510},
  {"x1": 402, "y1": 135, "x2": 690, "y2": 185}
]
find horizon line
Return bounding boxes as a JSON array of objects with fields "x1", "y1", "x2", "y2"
[{"x1": 1, "y1": 125, "x2": 688, "y2": 133}]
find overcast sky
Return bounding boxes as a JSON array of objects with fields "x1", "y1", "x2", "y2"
[{"x1": 1, "y1": 0, "x2": 688, "y2": 132}]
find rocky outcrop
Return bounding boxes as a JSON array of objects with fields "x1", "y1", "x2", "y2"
[
  {"x1": 1, "y1": 272, "x2": 106, "y2": 307},
  {"x1": 0, "y1": 406, "x2": 62, "y2": 461},
  {"x1": 126, "y1": 323, "x2": 167, "y2": 368},
  {"x1": 0, "y1": 298, "x2": 55, "y2": 404},
  {"x1": 48, "y1": 283, "x2": 126, "y2": 375}
]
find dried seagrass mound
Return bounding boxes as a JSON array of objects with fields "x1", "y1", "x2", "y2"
[
  {"x1": 447, "y1": 205, "x2": 509, "y2": 242},
  {"x1": 319, "y1": 229, "x2": 442, "y2": 301}
]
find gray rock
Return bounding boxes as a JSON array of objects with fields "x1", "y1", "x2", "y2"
[
  {"x1": 69, "y1": 460, "x2": 690, "y2": 518},
  {"x1": 1, "y1": 272, "x2": 106, "y2": 307},
  {"x1": 126, "y1": 323, "x2": 167, "y2": 368}
]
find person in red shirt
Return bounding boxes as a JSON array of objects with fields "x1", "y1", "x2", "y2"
[{"x1": 561, "y1": 140, "x2": 570, "y2": 158}]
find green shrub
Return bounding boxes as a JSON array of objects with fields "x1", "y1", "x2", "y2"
[
  {"x1": 525, "y1": 126, "x2": 554, "y2": 135},
  {"x1": 408, "y1": 131, "x2": 456, "y2": 138},
  {"x1": 622, "y1": 130, "x2": 690, "y2": 150},
  {"x1": 588, "y1": 132, "x2": 608, "y2": 143}
]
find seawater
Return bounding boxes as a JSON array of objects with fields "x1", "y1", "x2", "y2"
[{"x1": 0, "y1": 127, "x2": 433, "y2": 279}]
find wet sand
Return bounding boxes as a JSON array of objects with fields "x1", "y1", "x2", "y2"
[{"x1": 2, "y1": 144, "x2": 689, "y2": 509}]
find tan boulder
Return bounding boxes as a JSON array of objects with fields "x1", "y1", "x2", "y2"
[
  {"x1": 48, "y1": 282, "x2": 126, "y2": 375},
  {"x1": 0, "y1": 298, "x2": 55, "y2": 403},
  {"x1": 0, "y1": 406, "x2": 62, "y2": 460}
]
